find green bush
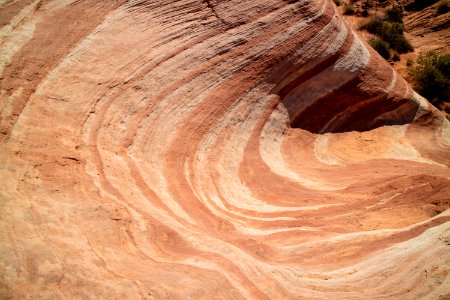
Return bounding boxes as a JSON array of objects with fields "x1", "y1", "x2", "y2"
[
  {"x1": 369, "y1": 38, "x2": 390, "y2": 59},
  {"x1": 343, "y1": 4, "x2": 355, "y2": 15},
  {"x1": 392, "y1": 51, "x2": 400, "y2": 61},
  {"x1": 379, "y1": 22, "x2": 413, "y2": 54},
  {"x1": 361, "y1": 0, "x2": 373, "y2": 10},
  {"x1": 359, "y1": 15, "x2": 413, "y2": 57},
  {"x1": 408, "y1": 51, "x2": 450, "y2": 108},
  {"x1": 437, "y1": 1, "x2": 450, "y2": 14},
  {"x1": 385, "y1": 6, "x2": 403, "y2": 22},
  {"x1": 407, "y1": 58, "x2": 414, "y2": 66},
  {"x1": 359, "y1": 16, "x2": 384, "y2": 32}
]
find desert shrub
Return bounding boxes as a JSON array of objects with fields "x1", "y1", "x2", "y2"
[
  {"x1": 385, "y1": 6, "x2": 403, "y2": 22},
  {"x1": 343, "y1": 4, "x2": 355, "y2": 15},
  {"x1": 392, "y1": 51, "x2": 400, "y2": 61},
  {"x1": 437, "y1": 1, "x2": 450, "y2": 14},
  {"x1": 379, "y1": 22, "x2": 413, "y2": 53},
  {"x1": 408, "y1": 51, "x2": 450, "y2": 108},
  {"x1": 369, "y1": 38, "x2": 390, "y2": 59},
  {"x1": 360, "y1": 15, "x2": 413, "y2": 57},
  {"x1": 407, "y1": 58, "x2": 414, "y2": 66},
  {"x1": 362, "y1": 0, "x2": 373, "y2": 10},
  {"x1": 359, "y1": 16, "x2": 384, "y2": 32}
]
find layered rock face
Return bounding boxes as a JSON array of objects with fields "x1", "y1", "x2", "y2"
[{"x1": 1, "y1": 0, "x2": 450, "y2": 299}]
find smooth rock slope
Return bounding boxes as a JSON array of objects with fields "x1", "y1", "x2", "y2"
[{"x1": 1, "y1": 0, "x2": 449, "y2": 299}]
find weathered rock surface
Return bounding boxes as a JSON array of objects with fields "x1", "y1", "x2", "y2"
[
  {"x1": 403, "y1": 1, "x2": 450, "y2": 54},
  {"x1": 0, "y1": 0, "x2": 449, "y2": 299}
]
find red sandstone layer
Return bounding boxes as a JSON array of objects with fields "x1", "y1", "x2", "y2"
[{"x1": 0, "y1": 0, "x2": 449, "y2": 299}]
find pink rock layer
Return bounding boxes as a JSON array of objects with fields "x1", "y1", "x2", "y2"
[{"x1": 0, "y1": 0, "x2": 449, "y2": 299}]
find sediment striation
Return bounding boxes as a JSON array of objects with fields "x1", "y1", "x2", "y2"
[{"x1": 1, "y1": 0, "x2": 449, "y2": 298}]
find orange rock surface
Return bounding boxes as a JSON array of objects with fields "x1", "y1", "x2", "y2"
[{"x1": 1, "y1": 0, "x2": 449, "y2": 298}]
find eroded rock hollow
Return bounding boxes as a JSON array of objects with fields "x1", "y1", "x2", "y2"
[{"x1": 1, "y1": 0, "x2": 449, "y2": 298}]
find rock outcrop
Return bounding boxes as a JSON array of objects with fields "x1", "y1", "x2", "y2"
[{"x1": 1, "y1": 0, "x2": 449, "y2": 298}]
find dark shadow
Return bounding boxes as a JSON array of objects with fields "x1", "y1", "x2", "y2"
[
  {"x1": 278, "y1": 70, "x2": 419, "y2": 133},
  {"x1": 289, "y1": 86, "x2": 419, "y2": 134},
  {"x1": 404, "y1": 0, "x2": 439, "y2": 11}
]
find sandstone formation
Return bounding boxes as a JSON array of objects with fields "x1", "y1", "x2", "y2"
[
  {"x1": 1, "y1": 0, "x2": 449, "y2": 299},
  {"x1": 403, "y1": 1, "x2": 450, "y2": 54}
]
